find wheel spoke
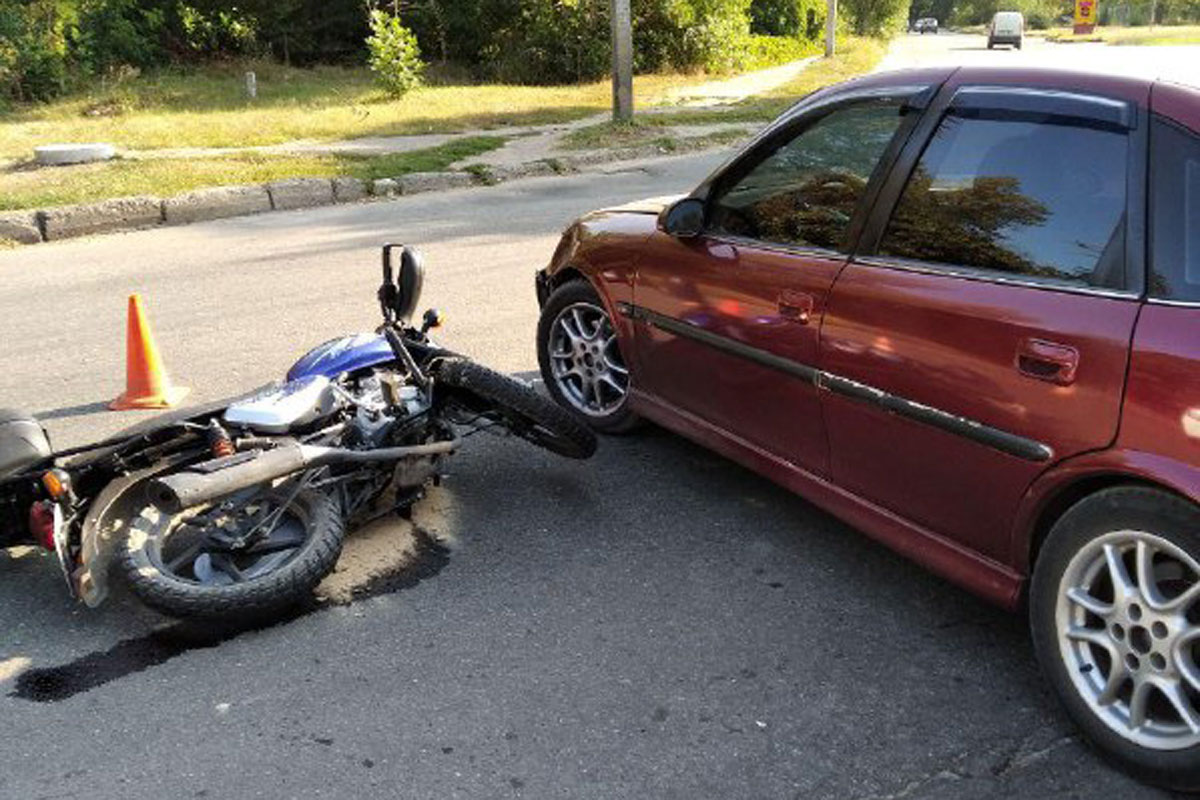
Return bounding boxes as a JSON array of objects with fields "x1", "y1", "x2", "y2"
[
  {"x1": 1067, "y1": 624, "x2": 1117, "y2": 657},
  {"x1": 211, "y1": 553, "x2": 245, "y2": 583},
  {"x1": 1104, "y1": 544, "x2": 1136, "y2": 601},
  {"x1": 1162, "y1": 581, "x2": 1200, "y2": 614},
  {"x1": 599, "y1": 374, "x2": 626, "y2": 395},
  {"x1": 571, "y1": 309, "x2": 591, "y2": 341},
  {"x1": 165, "y1": 541, "x2": 206, "y2": 572},
  {"x1": 1129, "y1": 679, "x2": 1152, "y2": 729},
  {"x1": 1097, "y1": 663, "x2": 1128, "y2": 705},
  {"x1": 1136, "y1": 540, "x2": 1166, "y2": 609},
  {"x1": 1067, "y1": 587, "x2": 1114, "y2": 618},
  {"x1": 1160, "y1": 680, "x2": 1200, "y2": 733}
]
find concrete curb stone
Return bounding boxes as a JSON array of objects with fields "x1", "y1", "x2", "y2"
[
  {"x1": 372, "y1": 178, "x2": 399, "y2": 197},
  {"x1": 163, "y1": 185, "x2": 272, "y2": 225},
  {"x1": 0, "y1": 211, "x2": 44, "y2": 244},
  {"x1": 5, "y1": 141, "x2": 737, "y2": 247},
  {"x1": 485, "y1": 162, "x2": 559, "y2": 182},
  {"x1": 332, "y1": 177, "x2": 368, "y2": 203},
  {"x1": 396, "y1": 172, "x2": 475, "y2": 195},
  {"x1": 39, "y1": 196, "x2": 163, "y2": 241},
  {"x1": 267, "y1": 178, "x2": 336, "y2": 210}
]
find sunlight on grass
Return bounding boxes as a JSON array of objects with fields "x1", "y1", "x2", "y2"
[
  {"x1": 640, "y1": 37, "x2": 889, "y2": 127},
  {"x1": 1042, "y1": 24, "x2": 1200, "y2": 45},
  {"x1": 0, "y1": 136, "x2": 504, "y2": 211},
  {"x1": 0, "y1": 59, "x2": 739, "y2": 161}
]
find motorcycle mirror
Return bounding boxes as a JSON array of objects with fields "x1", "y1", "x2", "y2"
[{"x1": 380, "y1": 244, "x2": 426, "y2": 322}]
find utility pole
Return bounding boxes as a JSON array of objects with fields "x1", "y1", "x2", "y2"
[
  {"x1": 611, "y1": 0, "x2": 633, "y2": 121},
  {"x1": 825, "y1": 0, "x2": 837, "y2": 57}
]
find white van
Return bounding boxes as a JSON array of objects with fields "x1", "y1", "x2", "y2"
[{"x1": 988, "y1": 11, "x2": 1024, "y2": 49}]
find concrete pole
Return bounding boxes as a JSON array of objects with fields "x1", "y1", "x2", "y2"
[
  {"x1": 825, "y1": 0, "x2": 837, "y2": 57},
  {"x1": 611, "y1": 0, "x2": 634, "y2": 122}
]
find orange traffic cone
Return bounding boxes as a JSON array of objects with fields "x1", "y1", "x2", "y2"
[{"x1": 110, "y1": 293, "x2": 190, "y2": 410}]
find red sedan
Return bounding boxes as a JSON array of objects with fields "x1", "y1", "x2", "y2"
[{"x1": 535, "y1": 66, "x2": 1200, "y2": 789}]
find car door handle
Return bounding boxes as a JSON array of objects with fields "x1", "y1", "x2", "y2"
[
  {"x1": 778, "y1": 290, "x2": 815, "y2": 325},
  {"x1": 1016, "y1": 338, "x2": 1079, "y2": 386}
]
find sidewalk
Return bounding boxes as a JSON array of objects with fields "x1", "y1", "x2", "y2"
[
  {"x1": 0, "y1": 56, "x2": 817, "y2": 246},
  {"x1": 118, "y1": 56, "x2": 816, "y2": 164}
]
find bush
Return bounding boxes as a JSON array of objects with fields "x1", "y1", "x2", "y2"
[
  {"x1": 840, "y1": 0, "x2": 908, "y2": 34},
  {"x1": 366, "y1": 8, "x2": 424, "y2": 97},
  {"x1": 0, "y1": 0, "x2": 70, "y2": 103},
  {"x1": 73, "y1": 0, "x2": 169, "y2": 75}
]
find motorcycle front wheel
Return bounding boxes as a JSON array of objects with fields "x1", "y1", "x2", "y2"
[
  {"x1": 117, "y1": 485, "x2": 344, "y2": 620},
  {"x1": 435, "y1": 358, "x2": 597, "y2": 459}
]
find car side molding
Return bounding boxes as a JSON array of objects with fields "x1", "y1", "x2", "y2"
[{"x1": 619, "y1": 302, "x2": 1054, "y2": 464}]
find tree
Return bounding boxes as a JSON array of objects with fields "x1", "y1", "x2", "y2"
[{"x1": 839, "y1": 0, "x2": 907, "y2": 33}]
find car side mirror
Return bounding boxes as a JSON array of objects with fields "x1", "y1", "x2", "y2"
[{"x1": 659, "y1": 198, "x2": 704, "y2": 239}]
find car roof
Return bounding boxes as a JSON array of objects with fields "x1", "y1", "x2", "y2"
[{"x1": 843, "y1": 66, "x2": 1153, "y2": 104}]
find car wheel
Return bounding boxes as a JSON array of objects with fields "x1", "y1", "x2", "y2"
[
  {"x1": 1031, "y1": 486, "x2": 1200, "y2": 791},
  {"x1": 537, "y1": 279, "x2": 639, "y2": 434}
]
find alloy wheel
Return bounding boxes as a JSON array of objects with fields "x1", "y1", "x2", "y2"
[
  {"x1": 547, "y1": 302, "x2": 629, "y2": 417},
  {"x1": 1057, "y1": 529, "x2": 1200, "y2": 750}
]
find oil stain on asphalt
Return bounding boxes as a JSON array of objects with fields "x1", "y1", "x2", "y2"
[{"x1": 9, "y1": 526, "x2": 450, "y2": 703}]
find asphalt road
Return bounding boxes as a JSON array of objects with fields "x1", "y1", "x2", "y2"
[
  {"x1": 0, "y1": 44, "x2": 1189, "y2": 799},
  {"x1": 882, "y1": 29, "x2": 1200, "y2": 85}
]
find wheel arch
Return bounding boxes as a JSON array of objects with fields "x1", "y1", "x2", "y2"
[{"x1": 1019, "y1": 450, "x2": 1200, "y2": 580}]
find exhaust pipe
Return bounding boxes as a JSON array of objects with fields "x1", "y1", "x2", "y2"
[{"x1": 148, "y1": 439, "x2": 458, "y2": 514}]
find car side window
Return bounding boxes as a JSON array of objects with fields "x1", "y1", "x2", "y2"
[
  {"x1": 877, "y1": 112, "x2": 1130, "y2": 290},
  {"x1": 707, "y1": 101, "x2": 908, "y2": 252},
  {"x1": 1149, "y1": 116, "x2": 1200, "y2": 303}
]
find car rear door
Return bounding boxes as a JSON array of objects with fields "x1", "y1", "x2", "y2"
[
  {"x1": 817, "y1": 81, "x2": 1148, "y2": 564},
  {"x1": 629, "y1": 84, "x2": 932, "y2": 477}
]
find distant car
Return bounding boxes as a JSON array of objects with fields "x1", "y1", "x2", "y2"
[
  {"x1": 914, "y1": 17, "x2": 939, "y2": 33},
  {"x1": 535, "y1": 66, "x2": 1200, "y2": 792},
  {"x1": 988, "y1": 10, "x2": 1024, "y2": 48}
]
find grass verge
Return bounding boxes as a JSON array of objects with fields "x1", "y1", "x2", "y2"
[
  {"x1": 1042, "y1": 24, "x2": 1200, "y2": 45},
  {"x1": 0, "y1": 135, "x2": 504, "y2": 211},
  {"x1": 0, "y1": 59, "x2": 793, "y2": 161},
  {"x1": 561, "y1": 36, "x2": 888, "y2": 149}
]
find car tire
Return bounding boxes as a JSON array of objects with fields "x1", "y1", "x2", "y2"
[
  {"x1": 537, "y1": 279, "x2": 640, "y2": 434},
  {"x1": 1031, "y1": 486, "x2": 1200, "y2": 791}
]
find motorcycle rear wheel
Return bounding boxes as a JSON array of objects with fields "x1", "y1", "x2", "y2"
[
  {"x1": 436, "y1": 359, "x2": 597, "y2": 459},
  {"x1": 117, "y1": 485, "x2": 343, "y2": 620}
]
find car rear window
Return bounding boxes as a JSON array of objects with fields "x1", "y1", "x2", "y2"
[
  {"x1": 877, "y1": 113, "x2": 1129, "y2": 290},
  {"x1": 1149, "y1": 116, "x2": 1200, "y2": 303}
]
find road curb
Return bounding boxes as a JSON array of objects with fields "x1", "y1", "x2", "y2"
[{"x1": 0, "y1": 141, "x2": 736, "y2": 247}]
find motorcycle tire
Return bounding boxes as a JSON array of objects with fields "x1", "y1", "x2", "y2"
[
  {"x1": 117, "y1": 486, "x2": 344, "y2": 620},
  {"x1": 435, "y1": 358, "x2": 597, "y2": 460}
]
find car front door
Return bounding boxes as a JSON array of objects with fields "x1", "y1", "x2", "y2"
[
  {"x1": 629, "y1": 88, "x2": 928, "y2": 476},
  {"x1": 817, "y1": 82, "x2": 1148, "y2": 565}
]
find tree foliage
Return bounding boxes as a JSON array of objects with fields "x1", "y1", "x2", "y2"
[{"x1": 366, "y1": 7, "x2": 423, "y2": 97}]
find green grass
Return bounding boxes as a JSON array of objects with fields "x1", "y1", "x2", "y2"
[
  {"x1": 637, "y1": 36, "x2": 889, "y2": 127},
  {"x1": 0, "y1": 59, "x2": 759, "y2": 162},
  {"x1": 0, "y1": 135, "x2": 504, "y2": 211},
  {"x1": 1042, "y1": 24, "x2": 1200, "y2": 45},
  {"x1": 557, "y1": 37, "x2": 888, "y2": 152}
]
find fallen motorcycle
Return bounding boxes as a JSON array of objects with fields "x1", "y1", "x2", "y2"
[{"x1": 0, "y1": 244, "x2": 595, "y2": 620}]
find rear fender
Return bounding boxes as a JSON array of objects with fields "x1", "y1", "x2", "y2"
[
  {"x1": 1012, "y1": 448, "x2": 1200, "y2": 576},
  {"x1": 75, "y1": 463, "x2": 173, "y2": 607}
]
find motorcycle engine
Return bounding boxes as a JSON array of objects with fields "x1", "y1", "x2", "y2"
[{"x1": 348, "y1": 371, "x2": 426, "y2": 447}]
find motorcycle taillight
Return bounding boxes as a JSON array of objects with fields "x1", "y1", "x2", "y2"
[{"x1": 29, "y1": 501, "x2": 55, "y2": 550}]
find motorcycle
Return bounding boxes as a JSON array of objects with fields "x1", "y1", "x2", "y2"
[{"x1": 0, "y1": 244, "x2": 595, "y2": 620}]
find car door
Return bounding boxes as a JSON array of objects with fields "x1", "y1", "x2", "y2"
[
  {"x1": 817, "y1": 82, "x2": 1148, "y2": 564},
  {"x1": 629, "y1": 88, "x2": 929, "y2": 476}
]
